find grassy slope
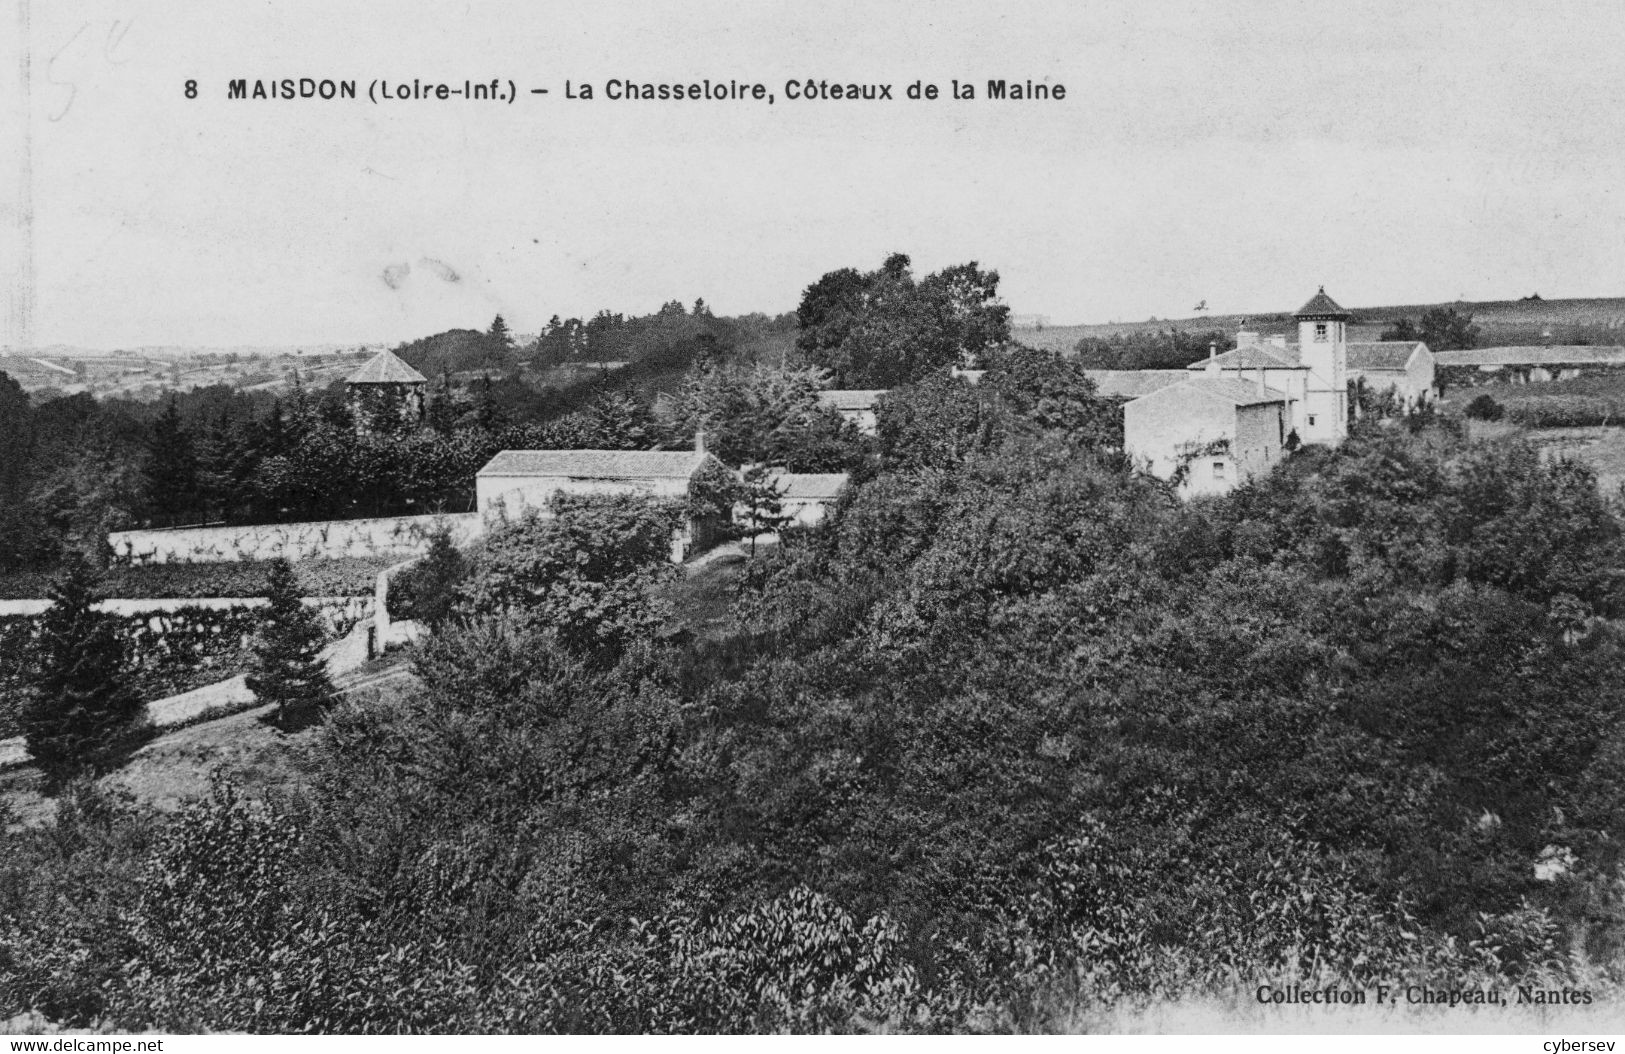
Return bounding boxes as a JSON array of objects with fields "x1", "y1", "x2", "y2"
[{"x1": 1, "y1": 654, "x2": 417, "y2": 830}]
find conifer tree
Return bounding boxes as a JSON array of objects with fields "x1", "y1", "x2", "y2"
[
  {"x1": 23, "y1": 555, "x2": 144, "y2": 782},
  {"x1": 488, "y1": 314, "x2": 514, "y2": 351},
  {"x1": 738, "y1": 464, "x2": 792, "y2": 556},
  {"x1": 246, "y1": 558, "x2": 337, "y2": 730},
  {"x1": 145, "y1": 396, "x2": 200, "y2": 526}
]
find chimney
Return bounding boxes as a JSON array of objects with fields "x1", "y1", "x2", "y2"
[
  {"x1": 694, "y1": 429, "x2": 707, "y2": 455},
  {"x1": 1205, "y1": 341, "x2": 1220, "y2": 376}
]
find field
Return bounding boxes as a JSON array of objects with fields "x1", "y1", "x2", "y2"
[
  {"x1": 1, "y1": 346, "x2": 377, "y2": 399},
  {"x1": 1017, "y1": 295, "x2": 1625, "y2": 357}
]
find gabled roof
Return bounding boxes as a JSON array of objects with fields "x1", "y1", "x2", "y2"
[
  {"x1": 1083, "y1": 369, "x2": 1190, "y2": 397},
  {"x1": 1128, "y1": 377, "x2": 1288, "y2": 409},
  {"x1": 348, "y1": 349, "x2": 428, "y2": 385},
  {"x1": 1348, "y1": 341, "x2": 1426, "y2": 370},
  {"x1": 771, "y1": 472, "x2": 850, "y2": 499},
  {"x1": 1434, "y1": 345, "x2": 1625, "y2": 367},
  {"x1": 817, "y1": 389, "x2": 888, "y2": 411},
  {"x1": 1186, "y1": 345, "x2": 1305, "y2": 371},
  {"x1": 477, "y1": 449, "x2": 712, "y2": 479},
  {"x1": 1294, "y1": 287, "x2": 1351, "y2": 320}
]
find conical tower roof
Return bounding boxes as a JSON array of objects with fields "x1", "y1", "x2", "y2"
[
  {"x1": 1294, "y1": 287, "x2": 1350, "y2": 320},
  {"x1": 347, "y1": 349, "x2": 428, "y2": 384}
]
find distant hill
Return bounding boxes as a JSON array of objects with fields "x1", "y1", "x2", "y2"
[{"x1": 1017, "y1": 296, "x2": 1625, "y2": 356}]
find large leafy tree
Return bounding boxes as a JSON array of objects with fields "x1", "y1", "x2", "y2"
[
  {"x1": 796, "y1": 253, "x2": 1011, "y2": 387},
  {"x1": 1381, "y1": 306, "x2": 1480, "y2": 351},
  {"x1": 23, "y1": 555, "x2": 144, "y2": 782},
  {"x1": 246, "y1": 558, "x2": 338, "y2": 730}
]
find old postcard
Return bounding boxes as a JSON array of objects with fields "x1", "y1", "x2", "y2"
[{"x1": 2, "y1": 0, "x2": 1624, "y2": 1043}]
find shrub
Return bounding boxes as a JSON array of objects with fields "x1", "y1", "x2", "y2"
[
  {"x1": 1466, "y1": 394, "x2": 1505, "y2": 421},
  {"x1": 387, "y1": 527, "x2": 467, "y2": 627}
]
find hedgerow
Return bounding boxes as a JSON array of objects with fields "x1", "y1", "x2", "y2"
[{"x1": 0, "y1": 557, "x2": 392, "y2": 601}]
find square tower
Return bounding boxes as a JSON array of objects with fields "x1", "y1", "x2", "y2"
[{"x1": 1294, "y1": 287, "x2": 1350, "y2": 445}]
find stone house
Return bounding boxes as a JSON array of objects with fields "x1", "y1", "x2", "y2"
[
  {"x1": 768, "y1": 472, "x2": 850, "y2": 527},
  {"x1": 1124, "y1": 377, "x2": 1290, "y2": 497},
  {"x1": 474, "y1": 444, "x2": 728, "y2": 561},
  {"x1": 816, "y1": 389, "x2": 887, "y2": 435}
]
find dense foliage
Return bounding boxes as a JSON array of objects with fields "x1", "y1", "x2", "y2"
[
  {"x1": 796, "y1": 254, "x2": 1011, "y2": 387},
  {"x1": 1381, "y1": 307, "x2": 1481, "y2": 351},
  {"x1": 1071, "y1": 327, "x2": 1231, "y2": 370},
  {"x1": 0, "y1": 557, "x2": 392, "y2": 601},
  {"x1": 5, "y1": 364, "x2": 1623, "y2": 1029}
]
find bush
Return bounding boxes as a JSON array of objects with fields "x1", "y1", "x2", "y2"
[
  {"x1": 387, "y1": 527, "x2": 467, "y2": 627},
  {"x1": 1466, "y1": 394, "x2": 1505, "y2": 421},
  {"x1": 0, "y1": 557, "x2": 393, "y2": 601}
]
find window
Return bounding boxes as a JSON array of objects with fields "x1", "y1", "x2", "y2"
[
  {"x1": 1308, "y1": 414, "x2": 1317, "y2": 427},
  {"x1": 1212, "y1": 460, "x2": 1226, "y2": 478},
  {"x1": 1314, "y1": 322, "x2": 1328, "y2": 342}
]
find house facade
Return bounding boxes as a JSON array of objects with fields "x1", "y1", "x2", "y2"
[
  {"x1": 816, "y1": 389, "x2": 887, "y2": 435},
  {"x1": 1123, "y1": 377, "x2": 1290, "y2": 497},
  {"x1": 474, "y1": 445, "x2": 723, "y2": 561},
  {"x1": 769, "y1": 472, "x2": 850, "y2": 527}
]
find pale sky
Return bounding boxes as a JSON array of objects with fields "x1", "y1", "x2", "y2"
[{"x1": 5, "y1": 0, "x2": 1624, "y2": 349}]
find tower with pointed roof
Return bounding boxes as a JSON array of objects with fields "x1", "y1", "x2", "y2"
[
  {"x1": 1295, "y1": 287, "x2": 1350, "y2": 445},
  {"x1": 346, "y1": 349, "x2": 428, "y2": 433}
]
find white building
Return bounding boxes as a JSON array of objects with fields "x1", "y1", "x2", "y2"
[
  {"x1": 474, "y1": 445, "x2": 723, "y2": 560},
  {"x1": 816, "y1": 389, "x2": 887, "y2": 435},
  {"x1": 1123, "y1": 377, "x2": 1291, "y2": 497},
  {"x1": 769, "y1": 472, "x2": 849, "y2": 527}
]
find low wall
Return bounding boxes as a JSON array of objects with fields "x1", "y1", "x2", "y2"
[{"x1": 109, "y1": 513, "x2": 483, "y2": 566}]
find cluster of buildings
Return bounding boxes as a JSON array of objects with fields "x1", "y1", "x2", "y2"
[
  {"x1": 340, "y1": 287, "x2": 1439, "y2": 552},
  {"x1": 1117, "y1": 288, "x2": 1437, "y2": 496}
]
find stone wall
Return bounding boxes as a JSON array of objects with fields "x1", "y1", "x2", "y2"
[{"x1": 109, "y1": 513, "x2": 484, "y2": 566}]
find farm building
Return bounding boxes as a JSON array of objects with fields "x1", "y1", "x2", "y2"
[
  {"x1": 1123, "y1": 377, "x2": 1290, "y2": 497},
  {"x1": 1434, "y1": 345, "x2": 1625, "y2": 384},
  {"x1": 816, "y1": 389, "x2": 887, "y2": 434},
  {"x1": 769, "y1": 472, "x2": 849, "y2": 527},
  {"x1": 474, "y1": 443, "x2": 724, "y2": 561},
  {"x1": 1120, "y1": 289, "x2": 1365, "y2": 496},
  {"x1": 1346, "y1": 341, "x2": 1434, "y2": 410}
]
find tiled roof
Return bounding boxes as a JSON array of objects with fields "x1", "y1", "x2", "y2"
[
  {"x1": 1348, "y1": 341, "x2": 1424, "y2": 370},
  {"x1": 1294, "y1": 287, "x2": 1351, "y2": 319},
  {"x1": 771, "y1": 472, "x2": 850, "y2": 499},
  {"x1": 1186, "y1": 345, "x2": 1304, "y2": 370},
  {"x1": 477, "y1": 449, "x2": 711, "y2": 479},
  {"x1": 817, "y1": 389, "x2": 888, "y2": 411},
  {"x1": 1434, "y1": 345, "x2": 1625, "y2": 367},
  {"x1": 1082, "y1": 369, "x2": 1190, "y2": 397},
  {"x1": 1130, "y1": 377, "x2": 1289, "y2": 408},
  {"x1": 347, "y1": 349, "x2": 428, "y2": 384}
]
